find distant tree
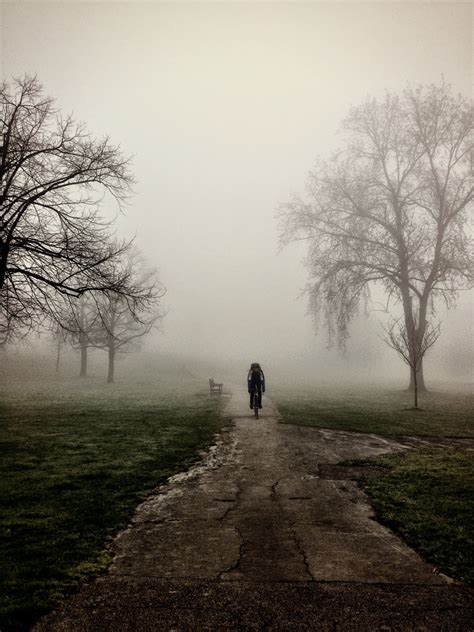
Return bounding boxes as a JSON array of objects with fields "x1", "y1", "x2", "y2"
[
  {"x1": 61, "y1": 294, "x2": 101, "y2": 377},
  {"x1": 280, "y1": 82, "x2": 473, "y2": 390},
  {"x1": 0, "y1": 75, "x2": 134, "y2": 342},
  {"x1": 51, "y1": 323, "x2": 68, "y2": 373},
  {"x1": 382, "y1": 319, "x2": 440, "y2": 408},
  {"x1": 88, "y1": 255, "x2": 165, "y2": 383}
]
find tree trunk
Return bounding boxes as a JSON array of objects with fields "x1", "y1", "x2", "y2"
[
  {"x1": 106, "y1": 306, "x2": 117, "y2": 384},
  {"x1": 55, "y1": 338, "x2": 61, "y2": 373},
  {"x1": 107, "y1": 343, "x2": 115, "y2": 383},
  {"x1": 408, "y1": 358, "x2": 427, "y2": 392},
  {"x1": 412, "y1": 298, "x2": 429, "y2": 392},
  {"x1": 400, "y1": 290, "x2": 428, "y2": 392},
  {"x1": 412, "y1": 367, "x2": 418, "y2": 408},
  {"x1": 80, "y1": 333, "x2": 88, "y2": 377},
  {"x1": 0, "y1": 243, "x2": 8, "y2": 289}
]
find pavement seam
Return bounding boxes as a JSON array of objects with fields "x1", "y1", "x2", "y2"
[{"x1": 93, "y1": 573, "x2": 466, "y2": 587}]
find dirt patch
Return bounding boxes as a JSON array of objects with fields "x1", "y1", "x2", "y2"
[{"x1": 318, "y1": 463, "x2": 390, "y2": 480}]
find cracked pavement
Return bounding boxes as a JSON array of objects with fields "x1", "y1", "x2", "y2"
[{"x1": 36, "y1": 388, "x2": 474, "y2": 631}]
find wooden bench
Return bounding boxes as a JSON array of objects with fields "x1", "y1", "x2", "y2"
[{"x1": 209, "y1": 378, "x2": 223, "y2": 395}]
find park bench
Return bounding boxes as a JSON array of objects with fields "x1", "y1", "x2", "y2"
[{"x1": 209, "y1": 378, "x2": 223, "y2": 395}]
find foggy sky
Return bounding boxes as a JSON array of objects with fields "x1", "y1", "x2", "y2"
[{"x1": 1, "y1": 2, "x2": 472, "y2": 383}]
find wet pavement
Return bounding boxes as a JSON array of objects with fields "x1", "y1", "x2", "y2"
[{"x1": 35, "y1": 389, "x2": 474, "y2": 630}]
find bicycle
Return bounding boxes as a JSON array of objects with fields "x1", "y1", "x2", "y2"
[{"x1": 252, "y1": 384, "x2": 261, "y2": 419}]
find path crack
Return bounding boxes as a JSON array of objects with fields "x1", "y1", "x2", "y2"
[
  {"x1": 217, "y1": 486, "x2": 243, "y2": 522},
  {"x1": 270, "y1": 478, "x2": 283, "y2": 499},
  {"x1": 218, "y1": 526, "x2": 244, "y2": 578},
  {"x1": 270, "y1": 476, "x2": 315, "y2": 581},
  {"x1": 290, "y1": 526, "x2": 314, "y2": 581}
]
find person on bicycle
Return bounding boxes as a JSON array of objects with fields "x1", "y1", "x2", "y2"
[{"x1": 248, "y1": 362, "x2": 265, "y2": 410}]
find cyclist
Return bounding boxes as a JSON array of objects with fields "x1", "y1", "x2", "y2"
[{"x1": 247, "y1": 362, "x2": 265, "y2": 410}]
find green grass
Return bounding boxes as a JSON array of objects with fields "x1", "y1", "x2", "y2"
[
  {"x1": 344, "y1": 448, "x2": 474, "y2": 585},
  {"x1": 276, "y1": 388, "x2": 473, "y2": 437},
  {"x1": 0, "y1": 378, "x2": 226, "y2": 631}
]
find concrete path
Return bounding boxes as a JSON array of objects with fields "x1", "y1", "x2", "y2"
[{"x1": 36, "y1": 390, "x2": 473, "y2": 630}]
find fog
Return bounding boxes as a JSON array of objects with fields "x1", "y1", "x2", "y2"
[{"x1": 1, "y1": 2, "x2": 472, "y2": 386}]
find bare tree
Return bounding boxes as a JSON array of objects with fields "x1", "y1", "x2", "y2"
[
  {"x1": 60, "y1": 294, "x2": 101, "y2": 377},
  {"x1": 87, "y1": 255, "x2": 165, "y2": 383},
  {"x1": 382, "y1": 319, "x2": 440, "y2": 408},
  {"x1": 97, "y1": 295, "x2": 158, "y2": 383},
  {"x1": 51, "y1": 322, "x2": 68, "y2": 373},
  {"x1": 0, "y1": 75, "x2": 135, "y2": 341},
  {"x1": 280, "y1": 82, "x2": 473, "y2": 390}
]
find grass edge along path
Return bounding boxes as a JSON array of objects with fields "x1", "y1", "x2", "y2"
[
  {"x1": 276, "y1": 390, "x2": 474, "y2": 438},
  {"x1": 0, "y1": 389, "x2": 227, "y2": 632},
  {"x1": 342, "y1": 448, "x2": 474, "y2": 586},
  {"x1": 276, "y1": 391, "x2": 473, "y2": 586}
]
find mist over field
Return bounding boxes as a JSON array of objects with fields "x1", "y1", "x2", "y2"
[
  {"x1": 1, "y1": 1, "x2": 472, "y2": 391},
  {"x1": 1, "y1": 7, "x2": 474, "y2": 628}
]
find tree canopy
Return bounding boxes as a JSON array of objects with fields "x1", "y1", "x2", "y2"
[{"x1": 0, "y1": 76, "x2": 134, "y2": 343}]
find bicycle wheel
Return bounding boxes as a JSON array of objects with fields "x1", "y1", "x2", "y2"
[{"x1": 254, "y1": 388, "x2": 259, "y2": 419}]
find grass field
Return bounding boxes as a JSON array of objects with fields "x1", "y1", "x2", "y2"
[
  {"x1": 344, "y1": 448, "x2": 474, "y2": 586},
  {"x1": 276, "y1": 386, "x2": 473, "y2": 437},
  {"x1": 0, "y1": 376, "x2": 226, "y2": 631}
]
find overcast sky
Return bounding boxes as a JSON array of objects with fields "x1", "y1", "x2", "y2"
[{"x1": 1, "y1": 1, "x2": 472, "y2": 384}]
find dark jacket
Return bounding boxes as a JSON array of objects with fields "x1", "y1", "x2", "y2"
[{"x1": 247, "y1": 368, "x2": 265, "y2": 393}]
